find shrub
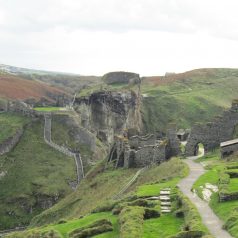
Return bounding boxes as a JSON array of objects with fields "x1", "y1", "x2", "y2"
[
  {"x1": 169, "y1": 230, "x2": 205, "y2": 238},
  {"x1": 57, "y1": 219, "x2": 67, "y2": 224},
  {"x1": 112, "y1": 198, "x2": 151, "y2": 215},
  {"x1": 68, "y1": 219, "x2": 112, "y2": 238},
  {"x1": 119, "y1": 206, "x2": 145, "y2": 238},
  {"x1": 144, "y1": 208, "x2": 160, "y2": 219},
  {"x1": 175, "y1": 191, "x2": 207, "y2": 235},
  {"x1": 223, "y1": 209, "x2": 238, "y2": 230},
  {"x1": 226, "y1": 169, "x2": 238, "y2": 178},
  {"x1": 92, "y1": 200, "x2": 117, "y2": 213}
]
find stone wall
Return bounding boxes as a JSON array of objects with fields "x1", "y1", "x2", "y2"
[
  {"x1": 185, "y1": 100, "x2": 238, "y2": 156},
  {"x1": 0, "y1": 129, "x2": 23, "y2": 156},
  {"x1": 74, "y1": 90, "x2": 142, "y2": 145},
  {"x1": 221, "y1": 143, "x2": 238, "y2": 159},
  {"x1": 108, "y1": 132, "x2": 177, "y2": 168}
]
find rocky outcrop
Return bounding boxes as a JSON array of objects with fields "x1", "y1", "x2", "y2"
[
  {"x1": 0, "y1": 129, "x2": 23, "y2": 156},
  {"x1": 102, "y1": 71, "x2": 141, "y2": 85},
  {"x1": 74, "y1": 90, "x2": 142, "y2": 145},
  {"x1": 185, "y1": 100, "x2": 238, "y2": 156},
  {"x1": 52, "y1": 114, "x2": 96, "y2": 152}
]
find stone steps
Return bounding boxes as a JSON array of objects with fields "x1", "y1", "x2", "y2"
[{"x1": 160, "y1": 188, "x2": 172, "y2": 213}]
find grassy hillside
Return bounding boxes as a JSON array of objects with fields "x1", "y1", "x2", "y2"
[
  {"x1": 0, "y1": 72, "x2": 68, "y2": 103},
  {"x1": 6, "y1": 157, "x2": 213, "y2": 238},
  {"x1": 142, "y1": 68, "x2": 238, "y2": 132},
  {"x1": 30, "y1": 157, "x2": 188, "y2": 227},
  {"x1": 0, "y1": 113, "x2": 29, "y2": 144},
  {"x1": 0, "y1": 119, "x2": 77, "y2": 230}
]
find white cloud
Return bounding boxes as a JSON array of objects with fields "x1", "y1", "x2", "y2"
[{"x1": 0, "y1": 0, "x2": 238, "y2": 75}]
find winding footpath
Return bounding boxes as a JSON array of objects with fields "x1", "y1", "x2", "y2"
[
  {"x1": 44, "y1": 113, "x2": 84, "y2": 186},
  {"x1": 178, "y1": 151, "x2": 233, "y2": 238}
]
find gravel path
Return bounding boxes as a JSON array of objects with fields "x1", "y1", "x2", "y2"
[{"x1": 178, "y1": 154, "x2": 233, "y2": 238}]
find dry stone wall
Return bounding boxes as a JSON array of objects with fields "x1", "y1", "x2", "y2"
[
  {"x1": 0, "y1": 129, "x2": 23, "y2": 156},
  {"x1": 108, "y1": 130, "x2": 179, "y2": 168},
  {"x1": 185, "y1": 100, "x2": 238, "y2": 156}
]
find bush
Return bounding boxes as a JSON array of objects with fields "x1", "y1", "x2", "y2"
[
  {"x1": 112, "y1": 198, "x2": 151, "y2": 215},
  {"x1": 68, "y1": 219, "x2": 112, "y2": 238},
  {"x1": 223, "y1": 209, "x2": 238, "y2": 230},
  {"x1": 226, "y1": 169, "x2": 238, "y2": 178},
  {"x1": 92, "y1": 200, "x2": 117, "y2": 213},
  {"x1": 119, "y1": 206, "x2": 145, "y2": 238},
  {"x1": 70, "y1": 224, "x2": 112, "y2": 238},
  {"x1": 169, "y1": 230, "x2": 205, "y2": 238},
  {"x1": 144, "y1": 208, "x2": 160, "y2": 219},
  {"x1": 175, "y1": 191, "x2": 207, "y2": 235},
  {"x1": 57, "y1": 219, "x2": 67, "y2": 224},
  {"x1": 5, "y1": 229, "x2": 62, "y2": 238}
]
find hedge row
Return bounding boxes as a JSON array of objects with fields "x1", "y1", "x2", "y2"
[
  {"x1": 226, "y1": 169, "x2": 238, "y2": 178},
  {"x1": 5, "y1": 229, "x2": 62, "y2": 238},
  {"x1": 112, "y1": 198, "x2": 153, "y2": 215},
  {"x1": 218, "y1": 172, "x2": 238, "y2": 201},
  {"x1": 173, "y1": 191, "x2": 210, "y2": 238},
  {"x1": 223, "y1": 209, "x2": 238, "y2": 238},
  {"x1": 68, "y1": 219, "x2": 113, "y2": 238},
  {"x1": 119, "y1": 206, "x2": 145, "y2": 238}
]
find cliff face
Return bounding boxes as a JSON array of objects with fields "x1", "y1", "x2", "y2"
[{"x1": 74, "y1": 90, "x2": 142, "y2": 144}]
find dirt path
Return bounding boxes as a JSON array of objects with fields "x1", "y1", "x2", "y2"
[{"x1": 178, "y1": 154, "x2": 233, "y2": 238}]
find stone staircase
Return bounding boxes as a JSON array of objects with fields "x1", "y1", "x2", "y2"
[
  {"x1": 44, "y1": 113, "x2": 84, "y2": 187},
  {"x1": 160, "y1": 188, "x2": 171, "y2": 213},
  {"x1": 112, "y1": 167, "x2": 146, "y2": 200}
]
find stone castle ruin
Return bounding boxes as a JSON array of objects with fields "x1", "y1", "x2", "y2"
[
  {"x1": 185, "y1": 100, "x2": 238, "y2": 156},
  {"x1": 107, "y1": 126, "x2": 181, "y2": 168}
]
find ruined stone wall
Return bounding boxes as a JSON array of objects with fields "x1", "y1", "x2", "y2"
[
  {"x1": 185, "y1": 101, "x2": 238, "y2": 156},
  {"x1": 221, "y1": 144, "x2": 238, "y2": 159},
  {"x1": 74, "y1": 90, "x2": 142, "y2": 145},
  {"x1": 0, "y1": 129, "x2": 23, "y2": 156},
  {"x1": 108, "y1": 134, "x2": 168, "y2": 168},
  {"x1": 129, "y1": 134, "x2": 156, "y2": 149}
]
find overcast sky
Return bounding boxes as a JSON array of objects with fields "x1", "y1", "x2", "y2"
[{"x1": 0, "y1": 0, "x2": 238, "y2": 76}]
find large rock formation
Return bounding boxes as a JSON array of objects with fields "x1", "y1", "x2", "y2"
[
  {"x1": 102, "y1": 71, "x2": 141, "y2": 85},
  {"x1": 74, "y1": 90, "x2": 142, "y2": 145},
  {"x1": 185, "y1": 100, "x2": 238, "y2": 156}
]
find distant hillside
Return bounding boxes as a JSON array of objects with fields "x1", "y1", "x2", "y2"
[
  {"x1": 142, "y1": 68, "x2": 238, "y2": 132},
  {"x1": 0, "y1": 64, "x2": 102, "y2": 93},
  {"x1": 0, "y1": 72, "x2": 69, "y2": 104}
]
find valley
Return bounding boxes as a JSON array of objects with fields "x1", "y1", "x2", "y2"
[{"x1": 0, "y1": 67, "x2": 238, "y2": 238}]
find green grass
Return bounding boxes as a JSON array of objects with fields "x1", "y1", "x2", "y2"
[
  {"x1": 192, "y1": 151, "x2": 238, "y2": 237},
  {"x1": 192, "y1": 170, "x2": 220, "y2": 199},
  {"x1": 34, "y1": 107, "x2": 64, "y2": 112},
  {"x1": 0, "y1": 121, "x2": 76, "y2": 230},
  {"x1": 136, "y1": 178, "x2": 180, "y2": 197},
  {"x1": 49, "y1": 212, "x2": 118, "y2": 238},
  {"x1": 141, "y1": 68, "x2": 238, "y2": 133},
  {"x1": 210, "y1": 193, "x2": 238, "y2": 221},
  {"x1": 227, "y1": 178, "x2": 238, "y2": 193},
  {"x1": 0, "y1": 113, "x2": 29, "y2": 144},
  {"x1": 143, "y1": 214, "x2": 184, "y2": 238},
  {"x1": 30, "y1": 158, "x2": 188, "y2": 227}
]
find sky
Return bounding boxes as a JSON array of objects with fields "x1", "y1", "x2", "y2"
[{"x1": 0, "y1": 0, "x2": 238, "y2": 76}]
